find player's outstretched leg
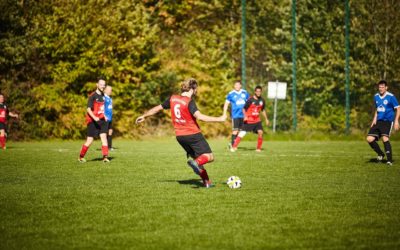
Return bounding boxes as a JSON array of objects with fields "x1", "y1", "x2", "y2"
[
  {"x1": 187, "y1": 154, "x2": 210, "y2": 176},
  {"x1": 188, "y1": 153, "x2": 214, "y2": 187},
  {"x1": 366, "y1": 136, "x2": 384, "y2": 162},
  {"x1": 383, "y1": 137, "x2": 393, "y2": 166},
  {"x1": 198, "y1": 166, "x2": 212, "y2": 188},
  {"x1": 187, "y1": 160, "x2": 201, "y2": 175}
]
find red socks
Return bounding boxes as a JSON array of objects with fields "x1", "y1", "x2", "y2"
[
  {"x1": 195, "y1": 154, "x2": 209, "y2": 166},
  {"x1": 232, "y1": 137, "x2": 241, "y2": 148},
  {"x1": 257, "y1": 137, "x2": 263, "y2": 150},
  {"x1": 199, "y1": 169, "x2": 209, "y2": 182},
  {"x1": 80, "y1": 145, "x2": 89, "y2": 158},
  {"x1": 0, "y1": 136, "x2": 5, "y2": 148},
  {"x1": 101, "y1": 145, "x2": 109, "y2": 157},
  {"x1": 80, "y1": 145, "x2": 109, "y2": 159}
]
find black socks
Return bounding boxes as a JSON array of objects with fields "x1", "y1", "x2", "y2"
[
  {"x1": 383, "y1": 141, "x2": 392, "y2": 162},
  {"x1": 231, "y1": 134, "x2": 237, "y2": 146},
  {"x1": 107, "y1": 135, "x2": 112, "y2": 149},
  {"x1": 369, "y1": 140, "x2": 384, "y2": 156}
]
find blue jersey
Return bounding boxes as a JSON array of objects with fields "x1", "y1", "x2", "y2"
[
  {"x1": 226, "y1": 89, "x2": 249, "y2": 119},
  {"x1": 104, "y1": 95, "x2": 113, "y2": 121},
  {"x1": 374, "y1": 92, "x2": 399, "y2": 122}
]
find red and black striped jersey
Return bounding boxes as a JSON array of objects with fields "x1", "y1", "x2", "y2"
[
  {"x1": 161, "y1": 95, "x2": 201, "y2": 136},
  {"x1": 244, "y1": 96, "x2": 265, "y2": 124},
  {"x1": 85, "y1": 91, "x2": 105, "y2": 124},
  {"x1": 0, "y1": 103, "x2": 9, "y2": 123}
]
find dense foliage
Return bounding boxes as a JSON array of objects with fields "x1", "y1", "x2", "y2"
[{"x1": 1, "y1": 0, "x2": 399, "y2": 139}]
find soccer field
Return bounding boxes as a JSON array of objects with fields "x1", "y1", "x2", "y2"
[{"x1": 1, "y1": 140, "x2": 400, "y2": 249}]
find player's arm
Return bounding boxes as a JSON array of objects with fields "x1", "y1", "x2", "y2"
[
  {"x1": 86, "y1": 95, "x2": 99, "y2": 121},
  {"x1": 392, "y1": 96, "x2": 400, "y2": 131},
  {"x1": 370, "y1": 111, "x2": 377, "y2": 127},
  {"x1": 194, "y1": 111, "x2": 226, "y2": 122},
  {"x1": 223, "y1": 100, "x2": 230, "y2": 116},
  {"x1": 394, "y1": 107, "x2": 400, "y2": 131},
  {"x1": 135, "y1": 105, "x2": 164, "y2": 124},
  {"x1": 242, "y1": 99, "x2": 251, "y2": 121},
  {"x1": 87, "y1": 108, "x2": 99, "y2": 122},
  {"x1": 8, "y1": 111, "x2": 19, "y2": 119},
  {"x1": 189, "y1": 100, "x2": 226, "y2": 122},
  {"x1": 261, "y1": 98, "x2": 269, "y2": 126},
  {"x1": 261, "y1": 110, "x2": 269, "y2": 126}
]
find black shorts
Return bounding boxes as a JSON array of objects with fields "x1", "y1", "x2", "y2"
[
  {"x1": 0, "y1": 122, "x2": 6, "y2": 131},
  {"x1": 87, "y1": 120, "x2": 108, "y2": 137},
  {"x1": 368, "y1": 120, "x2": 393, "y2": 139},
  {"x1": 242, "y1": 122, "x2": 263, "y2": 133},
  {"x1": 232, "y1": 118, "x2": 244, "y2": 130},
  {"x1": 107, "y1": 121, "x2": 113, "y2": 130},
  {"x1": 176, "y1": 132, "x2": 212, "y2": 159}
]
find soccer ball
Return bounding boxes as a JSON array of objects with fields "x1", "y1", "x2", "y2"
[{"x1": 226, "y1": 176, "x2": 242, "y2": 189}]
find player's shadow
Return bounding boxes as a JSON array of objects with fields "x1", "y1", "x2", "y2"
[
  {"x1": 366, "y1": 158, "x2": 388, "y2": 163},
  {"x1": 95, "y1": 147, "x2": 118, "y2": 151},
  {"x1": 163, "y1": 179, "x2": 203, "y2": 188},
  {"x1": 236, "y1": 147, "x2": 257, "y2": 151},
  {"x1": 89, "y1": 157, "x2": 115, "y2": 162}
]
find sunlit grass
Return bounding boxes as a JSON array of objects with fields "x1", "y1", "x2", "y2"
[{"x1": 1, "y1": 139, "x2": 400, "y2": 249}]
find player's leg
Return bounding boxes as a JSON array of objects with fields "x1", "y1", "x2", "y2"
[
  {"x1": 366, "y1": 123, "x2": 384, "y2": 161},
  {"x1": 79, "y1": 121, "x2": 98, "y2": 162},
  {"x1": 185, "y1": 133, "x2": 214, "y2": 187},
  {"x1": 79, "y1": 136, "x2": 94, "y2": 162},
  {"x1": 196, "y1": 153, "x2": 214, "y2": 187},
  {"x1": 381, "y1": 121, "x2": 393, "y2": 165},
  {"x1": 232, "y1": 130, "x2": 246, "y2": 151},
  {"x1": 230, "y1": 118, "x2": 241, "y2": 147},
  {"x1": 256, "y1": 129, "x2": 263, "y2": 152},
  {"x1": 177, "y1": 136, "x2": 199, "y2": 175},
  {"x1": 107, "y1": 121, "x2": 113, "y2": 150},
  {"x1": 382, "y1": 136, "x2": 392, "y2": 165},
  {"x1": 0, "y1": 127, "x2": 6, "y2": 149},
  {"x1": 98, "y1": 120, "x2": 109, "y2": 162},
  {"x1": 366, "y1": 135, "x2": 384, "y2": 160},
  {"x1": 231, "y1": 129, "x2": 239, "y2": 147},
  {"x1": 99, "y1": 132, "x2": 109, "y2": 162}
]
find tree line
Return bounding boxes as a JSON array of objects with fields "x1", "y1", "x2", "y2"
[{"x1": 1, "y1": 0, "x2": 399, "y2": 139}]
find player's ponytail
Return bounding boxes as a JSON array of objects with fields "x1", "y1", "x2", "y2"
[{"x1": 181, "y1": 78, "x2": 198, "y2": 93}]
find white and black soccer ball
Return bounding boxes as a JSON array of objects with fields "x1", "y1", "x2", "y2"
[{"x1": 226, "y1": 176, "x2": 242, "y2": 189}]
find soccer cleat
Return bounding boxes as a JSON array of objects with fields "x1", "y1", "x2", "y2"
[
  {"x1": 377, "y1": 155, "x2": 384, "y2": 162},
  {"x1": 187, "y1": 160, "x2": 200, "y2": 175},
  {"x1": 204, "y1": 180, "x2": 214, "y2": 188},
  {"x1": 78, "y1": 157, "x2": 86, "y2": 163},
  {"x1": 230, "y1": 147, "x2": 237, "y2": 153},
  {"x1": 103, "y1": 157, "x2": 110, "y2": 163},
  {"x1": 386, "y1": 161, "x2": 393, "y2": 166},
  {"x1": 256, "y1": 149, "x2": 262, "y2": 152}
]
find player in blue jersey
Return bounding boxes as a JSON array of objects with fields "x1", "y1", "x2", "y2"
[
  {"x1": 104, "y1": 86, "x2": 114, "y2": 150},
  {"x1": 223, "y1": 81, "x2": 249, "y2": 147},
  {"x1": 366, "y1": 80, "x2": 399, "y2": 166}
]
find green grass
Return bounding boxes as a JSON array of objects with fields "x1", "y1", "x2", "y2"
[{"x1": 1, "y1": 139, "x2": 400, "y2": 249}]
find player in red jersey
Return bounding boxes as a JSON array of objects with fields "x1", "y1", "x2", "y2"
[
  {"x1": 0, "y1": 94, "x2": 19, "y2": 150},
  {"x1": 231, "y1": 85, "x2": 269, "y2": 152},
  {"x1": 78, "y1": 79, "x2": 110, "y2": 163},
  {"x1": 135, "y1": 78, "x2": 226, "y2": 188}
]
